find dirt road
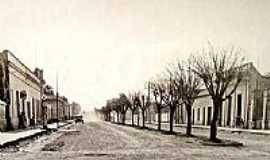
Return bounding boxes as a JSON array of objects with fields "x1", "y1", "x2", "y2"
[{"x1": 0, "y1": 122, "x2": 269, "y2": 160}]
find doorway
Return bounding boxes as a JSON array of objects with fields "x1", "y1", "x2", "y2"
[
  {"x1": 203, "y1": 107, "x2": 206, "y2": 125},
  {"x1": 207, "y1": 107, "x2": 212, "y2": 125},
  {"x1": 192, "y1": 109, "x2": 195, "y2": 124},
  {"x1": 227, "y1": 96, "x2": 232, "y2": 126},
  {"x1": 236, "y1": 94, "x2": 242, "y2": 126}
]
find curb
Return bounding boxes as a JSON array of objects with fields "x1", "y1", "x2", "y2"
[
  {"x1": 0, "y1": 122, "x2": 73, "y2": 149},
  {"x1": 0, "y1": 130, "x2": 48, "y2": 149},
  {"x1": 174, "y1": 125, "x2": 270, "y2": 136}
]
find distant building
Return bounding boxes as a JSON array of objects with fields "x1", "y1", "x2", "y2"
[
  {"x1": 145, "y1": 103, "x2": 156, "y2": 124},
  {"x1": 70, "y1": 102, "x2": 81, "y2": 116},
  {"x1": 145, "y1": 103, "x2": 170, "y2": 123},
  {"x1": 0, "y1": 50, "x2": 43, "y2": 130},
  {"x1": 43, "y1": 85, "x2": 71, "y2": 123}
]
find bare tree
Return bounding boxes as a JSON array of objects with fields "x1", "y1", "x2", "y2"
[
  {"x1": 137, "y1": 93, "x2": 150, "y2": 128},
  {"x1": 128, "y1": 93, "x2": 136, "y2": 126},
  {"x1": 104, "y1": 100, "x2": 115, "y2": 122},
  {"x1": 162, "y1": 75, "x2": 181, "y2": 133},
  {"x1": 172, "y1": 60, "x2": 201, "y2": 136},
  {"x1": 192, "y1": 44, "x2": 244, "y2": 142},
  {"x1": 119, "y1": 93, "x2": 131, "y2": 124},
  {"x1": 109, "y1": 98, "x2": 121, "y2": 123},
  {"x1": 151, "y1": 79, "x2": 166, "y2": 131},
  {"x1": 133, "y1": 92, "x2": 142, "y2": 127},
  {"x1": 101, "y1": 105, "x2": 112, "y2": 121}
]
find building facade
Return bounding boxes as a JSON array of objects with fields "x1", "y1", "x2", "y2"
[
  {"x1": 0, "y1": 50, "x2": 43, "y2": 130},
  {"x1": 43, "y1": 86, "x2": 71, "y2": 123},
  {"x1": 70, "y1": 102, "x2": 81, "y2": 117},
  {"x1": 0, "y1": 50, "x2": 83, "y2": 131}
]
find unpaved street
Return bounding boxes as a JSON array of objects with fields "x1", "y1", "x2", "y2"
[{"x1": 0, "y1": 122, "x2": 270, "y2": 160}]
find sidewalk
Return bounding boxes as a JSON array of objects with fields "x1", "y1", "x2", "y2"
[
  {"x1": 138, "y1": 121, "x2": 270, "y2": 135},
  {"x1": 0, "y1": 122, "x2": 70, "y2": 148},
  {"x1": 174, "y1": 123, "x2": 270, "y2": 135},
  {"x1": 123, "y1": 120, "x2": 270, "y2": 135},
  {"x1": 0, "y1": 128, "x2": 46, "y2": 147}
]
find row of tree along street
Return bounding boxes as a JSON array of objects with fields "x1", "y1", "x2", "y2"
[{"x1": 100, "y1": 44, "x2": 245, "y2": 142}]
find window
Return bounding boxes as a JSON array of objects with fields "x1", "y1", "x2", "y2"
[
  {"x1": 197, "y1": 108, "x2": 200, "y2": 121},
  {"x1": 237, "y1": 94, "x2": 242, "y2": 117},
  {"x1": 227, "y1": 96, "x2": 232, "y2": 126},
  {"x1": 32, "y1": 98, "x2": 35, "y2": 118},
  {"x1": 16, "y1": 91, "x2": 20, "y2": 116},
  {"x1": 207, "y1": 107, "x2": 212, "y2": 125},
  {"x1": 36, "y1": 99, "x2": 40, "y2": 119},
  {"x1": 27, "y1": 101, "x2": 31, "y2": 118},
  {"x1": 9, "y1": 89, "x2": 13, "y2": 117},
  {"x1": 36, "y1": 99, "x2": 40, "y2": 121},
  {"x1": 203, "y1": 107, "x2": 206, "y2": 125},
  {"x1": 192, "y1": 109, "x2": 195, "y2": 124}
]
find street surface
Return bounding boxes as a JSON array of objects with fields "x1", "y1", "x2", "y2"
[{"x1": 0, "y1": 122, "x2": 270, "y2": 160}]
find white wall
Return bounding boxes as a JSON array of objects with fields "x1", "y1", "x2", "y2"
[{"x1": 8, "y1": 61, "x2": 41, "y2": 128}]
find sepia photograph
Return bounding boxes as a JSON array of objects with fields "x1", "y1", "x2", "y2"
[{"x1": 0, "y1": 0, "x2": 270, "y2": 159}]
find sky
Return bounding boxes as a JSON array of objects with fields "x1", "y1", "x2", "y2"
[{"x1": 0, "y1": 0, "x2": 270, "y2": 111}]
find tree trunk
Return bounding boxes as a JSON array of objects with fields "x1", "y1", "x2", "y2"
[
  {"x1": 186, "y1": 104, "x2": 192, "y2": 136},
  {"x1": 180, "y1": 105, "x2": 184, "y2": 124},
  {"x1": 210, "y1": 99, "x2": 221, "y2": 142},
  {"x1": 142, "y1": 110, "x2": 145, "y2": 128},
  {"x1": 169, "y1": 107, "x2": 175, "y2": 133},
  {"x1": 137, "y1": 112, "x2": 140, "y2": 127},
  {"x1": 116, "y1": 111, "x2": 120, "y2": 123},
  {"x1": 104, "y1": 112, "x2": 108, "y2": 121},
  {"x1": 158, "y1": 108, "x2": 161, "y2": 131},
  {"x1": 122, "y1": 113, "x2": 126, "y2": 124},
  {"x1": 131, "y1": 111, "x2": 134, "y2": 126}
]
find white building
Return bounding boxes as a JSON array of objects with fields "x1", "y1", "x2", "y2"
[
  {"x1": 0, "y1": 50, "x2": 43, "y2": 130},
  {"x1": 177, "y1": 62, "x2": 270, "y2": 129}
]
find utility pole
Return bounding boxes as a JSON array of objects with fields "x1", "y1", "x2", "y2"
[{"x1": 56, "y1": 72, "x2": 59, "y2": 128}]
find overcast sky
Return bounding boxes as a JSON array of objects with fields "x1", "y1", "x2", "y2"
[{"x1": 0, "y1": 0, "x2": 270, "y2": 111}]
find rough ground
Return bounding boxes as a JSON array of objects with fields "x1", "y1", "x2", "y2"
[{"x1": 0, "y1": 122, "x2": 270, "y2": 160}]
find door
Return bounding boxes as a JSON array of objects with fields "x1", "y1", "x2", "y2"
[
  {"x1": 236, "y1": 94, "x2": 242, "y2": 126},
  {"x1": 227, "y1": 96, "x2": 232, "y2": 126},
  {"x1": 27, "y1": 101, "x2": 31, "y2": 119},
  {"x1": 32, "y1": 98, "x2": 35, "y2": 123},
  {"x1": 203, "y1": 107, "x2": 206, "y2": 125},
  {"x1": 16, "y1": 91, "x2": 20, "y2": 116},
  {"x1": 192, "y1": 109, "x2": 195, "y2": 124},
  {"x1": 207, "y1": 107, "x2": 212, "y2": 125}
]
